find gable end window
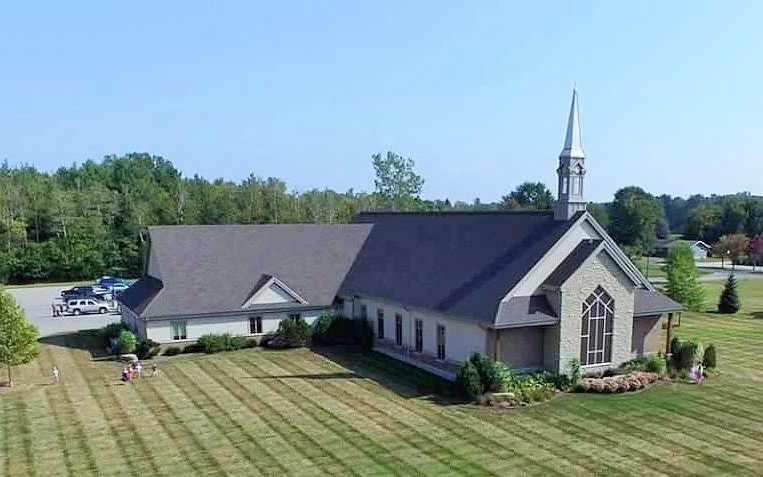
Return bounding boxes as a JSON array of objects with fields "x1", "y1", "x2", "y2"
[
  {"x1": 580, "y1": 286, "x2": 614, "y2": 366},
  {"x1": 377, "y1": 309, "x2": 385, "y2": 340},
  {"x1": 250, "y1": 316, "x2": 263, "y2": 334},
  {"x1": 171, "y1": 321, "x2": 187, "y2": 341}
]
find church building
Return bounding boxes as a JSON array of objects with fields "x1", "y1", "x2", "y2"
[{"x1": 119, "y1": 90, "x2": 681, "y2": 379}]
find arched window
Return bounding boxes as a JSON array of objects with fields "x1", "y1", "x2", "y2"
[{"x1": 580, "y1": 287, "x2": 614, "y2": 365}]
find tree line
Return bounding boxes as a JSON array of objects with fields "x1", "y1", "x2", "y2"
[{"x1": 2, "y1": 151, "x2": 762, "y2": 284}]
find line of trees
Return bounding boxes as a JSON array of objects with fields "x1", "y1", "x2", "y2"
[{"x1": 3, "y1": 150, "x2": 762, "y2": 284}]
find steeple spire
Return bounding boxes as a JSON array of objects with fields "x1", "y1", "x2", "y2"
[
  {"x1": 554, "y1": 88, "x2": 587, "y2": 221},
  {"x1": 561, "y1": 88, "x2": 585, "y2": 159}
]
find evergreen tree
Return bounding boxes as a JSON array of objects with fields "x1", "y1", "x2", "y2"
[
  {"x1": 665, "y1": 244, "x2": 705, "y2": 311},
  {"x1": 718, "y1": 273, "x2": 741, "y2": 314},
  {"x1": 0, "y1": 287, "x2": 40, "y2": 386}
]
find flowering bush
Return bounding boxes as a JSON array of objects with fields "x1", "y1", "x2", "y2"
[{"x1": 579, "y1": 372, "x2": 660, "y2": 393}]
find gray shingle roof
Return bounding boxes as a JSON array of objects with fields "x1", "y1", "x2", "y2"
[
  {"x1": 545, "y1": 239, "x2": 603, "y2": 287},
  {"x1": 634, "y1": 288, "x2": 682, "y2": 316},
  {"x1": 493, "y1": 295, "x2": 558, "y2": 328},
  {"x1": 341, "y1": 211, "x2": 579, "y2": 324},
  {"x1": 119, "y1": 275, "x2": 163, "y2": 315},
  {"x1": 122, "y1": 224, "x2": 373, "y2": 318}
]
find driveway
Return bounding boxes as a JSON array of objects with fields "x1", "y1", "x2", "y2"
[{"x1": 7, "y1": 285, "x2": 121, "y2": 337}]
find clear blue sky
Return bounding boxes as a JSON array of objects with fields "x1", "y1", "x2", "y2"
[{"x1": 1, "y1": 2, "x2": 761, "y2": 202}]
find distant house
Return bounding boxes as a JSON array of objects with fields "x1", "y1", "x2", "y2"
[
  {"x1": 652, "y1": 238, "x2": 711, "y2": 260},
  {"x1": 119, "y1": 90, "x2": 681, "y2": 379}
]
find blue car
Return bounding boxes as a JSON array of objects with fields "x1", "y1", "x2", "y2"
[{"x1": 98, "y1": 276, "x2": 128, "y2": 291}]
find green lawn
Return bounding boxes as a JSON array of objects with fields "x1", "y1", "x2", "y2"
[{"x1": 2, "y1": 282, "x2": 763, "y2": 476}]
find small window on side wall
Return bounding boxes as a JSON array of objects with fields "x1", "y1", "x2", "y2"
[
  {"x1": 171, "y1": 321, "x2": 187, "y2": 341},
  {"x1": 250, "y1": 316, "x2": 263, "y2": 334}
]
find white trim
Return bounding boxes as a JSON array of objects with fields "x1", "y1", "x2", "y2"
[{"x1": 242, "y1": 276, "x2": 309, "y2": 308}]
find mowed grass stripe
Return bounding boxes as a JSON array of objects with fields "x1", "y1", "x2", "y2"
[
  {"x1": 243, "y1": 351, "x2": 472, "y2": 476},
  {"x1": 133, "y1": 376, "x2": 230, "y2": 476},
  {"x1": 514, "y1": 400, "x2": 682, "y2": 476},
  {"x1": 39, "y1": 346, "x2": 100, "y2": 476},
  {"x1": 568, "y1": 396, "x2": 751, "y2": 475},
  {"x1": 327, "y1": 352, "x2": 605, "y2": 474},
  {"x1": 303, "y1": 351, "x2": 568, "y2": 475},
  {"x1": 165, "y1": 361, "x2": 272, "y2": 475},
  {"x1": 161, "y1": 361, "x2": 315, "y2": 477},
  {"x1": 281, "y1": 351, "x2": 577, "y2": 476},
  {"x1": 197, "y1": 356, "x2": 393, "y2": 477}
]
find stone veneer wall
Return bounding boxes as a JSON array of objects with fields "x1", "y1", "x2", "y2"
[{"x1": 556, "y1": 250, "x2": 635, "y2": 375}]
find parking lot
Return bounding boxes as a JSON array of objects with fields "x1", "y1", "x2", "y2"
[{"x1": 8, "y1": 285, "x2": 121, "y2": 337}]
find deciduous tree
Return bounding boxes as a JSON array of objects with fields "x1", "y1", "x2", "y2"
[
  {"x1": 665, "y1": 244, "x2": 705, "y2": 312},
  {"x1": 0, "y1": 287, "x2": 39, "y2": 386}
]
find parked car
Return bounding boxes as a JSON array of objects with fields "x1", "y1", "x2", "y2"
[
  {"x1": 110, "y1": 283, "x2": 130, "y2": 293},
  {"x1": 66, "y1": 298, "x2": 111, "y2": 315},
  {"x1": 98, "y1": 276, "x2": 128, "y2": 290},
  {"x1": 62, "y1": 286, "x2": 96, "y2": 300}
]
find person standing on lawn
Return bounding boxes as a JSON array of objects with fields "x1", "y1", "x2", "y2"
[{"x1": 52, "y1": 366, "x2": 59, "y2": 384}]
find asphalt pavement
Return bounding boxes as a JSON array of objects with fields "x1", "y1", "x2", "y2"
[{"x1": 8, "y1": 285, "x2": 121, "y2": 337}]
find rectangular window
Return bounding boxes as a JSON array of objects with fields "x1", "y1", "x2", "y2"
[
  {"x1": 436, "y1": 324, "x2": 445, "y2": 360},
  {"x1": 395, "y1": 314, "x2": 403, "y2": 346},
  {"x1": 414, "y1": 319, "x2": 423, "y2": 353},
  {"x1": 360, "y1": 304, "x2": 368, "y2": 320},
  {"x1": 250, "y1": 316, "x2": 263, "y2": 334},
  {"x1": 377, "y1": 308, "x2": 384, "y2": 340},
  {"x1": 288, "y1": 313, "x2": 302, "y2": 321},
  {"x1": 171, "y1": 321, "x2": 187, "y2": 341}
]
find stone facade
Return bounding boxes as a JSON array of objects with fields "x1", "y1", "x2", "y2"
[{"x1": 554, "y1": 249, "x2": 635, "y2": 374}]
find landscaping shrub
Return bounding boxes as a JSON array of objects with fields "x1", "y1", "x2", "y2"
[
  {"x1": 268, "y1": 315, "x2": 310, "y2": 348},
  {"x1": 679, "y1": 341, "x2": 704, "y2": 370},
  {"x1": 703, "y1": 344, "x2": 716, "y2": 369},
  {"x1": 619, "y1": 355, "x2": 666, "y2": 375},
  {"x1": 115, "y1": 329, "x2": 137, "y2": 354},
  {"x1": 163, "y1": 346, "x2": 181, "y2": 356},
  {"x1": 644, "y1": 355, "x2": 667, "y2": 374},
  {"x1": 718, "y1": 274, "x2": 741, "y2": 314},
  {"x1": 469, "y1": 354, "x2": 501, "y2": 394},
  {"x1": 311, "y1": 313, "x2": 373, "y2": 349},
  {"x1": 102, "y1": 322, "x2": 126, "y2": 340},
  {"x1": 182, "y1": 342, "x2": 204, "y2": 354},
  {"x1": 136, "y1": 339, "x2": 161, "y2": 360},
  {"x1": 456, "y1": 360, "x2": 482, "y2": 401},
  {"x1": 197, "y1": 333, "x2": 253, "y2": 353},
  {"x1": 493, "y1": 360, "x2": 516, "y2": 392},
  {"x1": 669, "y1": 337, "x2": 684, "y2": 370},
  {"x1": 311, "y1": 312, "x2": 337, "y2": 343},
  {"x1": 569, "y1": 358, "x2": 581, "y2": 388}
]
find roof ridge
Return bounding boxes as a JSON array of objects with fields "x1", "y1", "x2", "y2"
[{"x1": 358, "y1": 209, "x2": 554, "y2": 216}]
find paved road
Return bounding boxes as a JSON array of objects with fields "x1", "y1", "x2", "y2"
[
  {"x1": 650, "y1": 268, "x2": 763, "y2": 284},
  {"x1": 8, "y1": 285, "x2": 121, "y2": 337}
]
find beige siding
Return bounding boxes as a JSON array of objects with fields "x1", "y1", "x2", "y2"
[
  {"x1": 342, "y1": 295, "x2": 487, "y2": 364},
  {"x1": 497, "y1": 327, "x2": 544, "y2": 370},
  {"x1": 145, "y1": 311, "x2": 322, "y2": 343},
  {"x1": 631, "y1": 314, "x2": 666, "y2": 356}
]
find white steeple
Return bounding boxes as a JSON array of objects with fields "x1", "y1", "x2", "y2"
[
  {"x1": 554, "y1": 88, "x2": 587, "y2": 221},
  {"x1": 561, "y1": 88, "x2": 585, "y2": 159}
]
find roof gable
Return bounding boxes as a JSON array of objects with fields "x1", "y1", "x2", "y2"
[{"x1": 242, "y1": 275, "x2": 308, "y2": 307}]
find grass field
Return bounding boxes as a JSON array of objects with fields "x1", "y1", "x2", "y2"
[{"x1": 1, "y1": 282, "x2": 762, "y2": 476}]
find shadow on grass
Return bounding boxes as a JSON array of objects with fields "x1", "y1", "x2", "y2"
[
  {"x1": 247, "y1": 372, "x2": 358, "y2": 380},
  {"x1": 39, "y1": 329, "x2": 112, "y2": 359},
  {"x1": 312, "y1": 346, "x2": 461, "y2": 405}
]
